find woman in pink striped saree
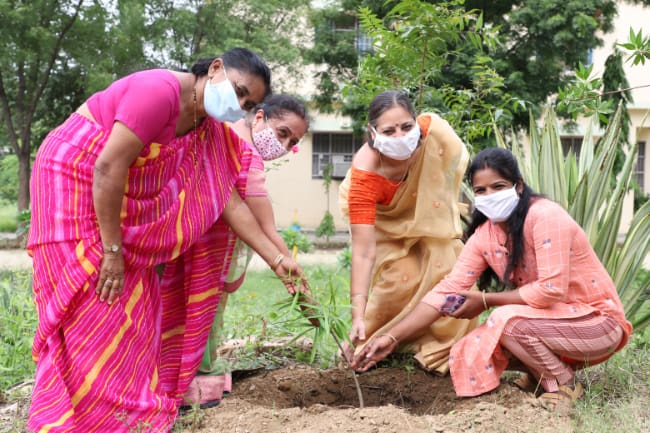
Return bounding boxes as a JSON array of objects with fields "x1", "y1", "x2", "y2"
[{"x1": 26, "y1": 50, "x2": 304, "y2": 433}]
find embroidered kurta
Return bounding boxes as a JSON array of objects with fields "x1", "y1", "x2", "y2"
[{"x1": 421, "y1": 198, "x2": 632, "y2": 396}]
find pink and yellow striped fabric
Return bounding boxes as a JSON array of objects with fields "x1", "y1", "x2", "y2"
[{"x1": 26, "y1": 113, "x2": 251, "y2": 432}]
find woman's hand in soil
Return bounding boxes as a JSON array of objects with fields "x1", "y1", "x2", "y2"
[{"x1": 351, "y1": 334, "x2": 397, "y2": 371}]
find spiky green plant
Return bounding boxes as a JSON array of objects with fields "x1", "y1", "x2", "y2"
[
  {"x1": 274, "y1": 272, "x2": 364, "y2": 408},
  {"x1": 495, "y1": 105, "x2": 650, "y2": 330}
]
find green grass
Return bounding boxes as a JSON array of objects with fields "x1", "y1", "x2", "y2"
[
  {"x1": 0, "y1": 269, "x2": 36, "y2": 390},
  {"x1": 573, "y1": 331, "x2": 650, "y2": 432},
  {"x1": 0, "y1": 203, "x2": 18, "y2": 232},
  {"x1": 223, "y1": 264, "x2": 351, "y2": 369},
  {"x1": 1, "y1": 263, "x2": 649, "y2": 432}
]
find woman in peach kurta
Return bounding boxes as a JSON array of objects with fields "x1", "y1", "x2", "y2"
[{"x1": 353, "y1": 147, "x2": 631, "y2": 406}]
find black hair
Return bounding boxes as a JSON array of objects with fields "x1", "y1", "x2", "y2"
[
  {"x1": 464, "y1": 147, "x2": 543, "y2": 292},
  {"x1": 190, "y1": 47, "x2": 272, "y2": 97},
  {"x1": 256, "y1": 94, "x2": 310, "y2": 129},
  {"x1": 366, "y1": 91, "x2": 416, "y2": 147}
]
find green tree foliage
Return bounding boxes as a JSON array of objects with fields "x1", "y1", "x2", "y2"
[
  {"x1": 346, "y1": 0, "x2": 522, "y2": 146},
  {"x1": 308, "y1": 0, "x2": 621, "y2": 133},
  {"x1": 0, "y1": 0, "x2": 105, "y2": 210},
  {"x1": 619, "y1": 27, "x2": 650, "y2": 66},
  {"x1": 145, "y1": 0, "x2": 311, "y2": 90},
  {"x1": 0, "y1": 0, "x2": 311, "y2": 212},
  {"x1": 305, "y1": 0, "x2": 390, "y2": 113},
  {"x1": 465, "y1": 0, "x2": 617, "y2": 125}
]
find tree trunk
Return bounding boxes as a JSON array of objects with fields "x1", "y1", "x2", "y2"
[{"x1": 17, "y1": 150, "x2": 31, "y2": 211}]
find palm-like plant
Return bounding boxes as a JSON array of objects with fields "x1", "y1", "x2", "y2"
[{"x1": 495, "y1": 105, "x2": 650, "y2": 330}]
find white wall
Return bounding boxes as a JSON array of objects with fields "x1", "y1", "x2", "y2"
[{"x1": 264, "y1": 134, "x2": 349, "y2": 230}]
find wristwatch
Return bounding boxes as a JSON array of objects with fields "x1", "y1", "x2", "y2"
[{"x1": 103, "y1": 243, "x2": 122, "y2": 254}]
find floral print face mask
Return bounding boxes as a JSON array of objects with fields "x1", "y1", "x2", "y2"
[{"x1": 252, "y1": 126, "x2": 288, "y2": 160}]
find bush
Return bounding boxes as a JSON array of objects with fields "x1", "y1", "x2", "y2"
[
  {"x1": 0, "y1": 270, "x2": 36, "y2": 390},
  {"x1": 499, "y1": 106, "x2": 650, "y2": 330},
  {"x1": 0, "y1": 203, "x2": 18, "y2": 233},
  {"x1": 0, "y1": 155, "x2": 18, "y2": 202},
  {"x1": 315, "y1": 211, "x2": 335, "y2": 242},
  {"x1": 337, "y1": 245, "x2": 351, "y2": 271},
  {"x1": 280, "y1": 228, "x2": 313, "y2": 253}
]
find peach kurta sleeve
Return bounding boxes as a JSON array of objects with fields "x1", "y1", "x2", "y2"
[{"x1": 421, "y1": 233, "x2": 489, "y2": 309}]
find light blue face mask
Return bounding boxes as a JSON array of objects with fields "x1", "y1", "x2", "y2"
[{"x1": 203, "y1": 66, "x2": 246, "y2": 122}]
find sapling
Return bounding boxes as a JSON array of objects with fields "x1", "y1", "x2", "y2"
[{"x1": 274, "y1": 273, "x2": 365, "y2": 408}]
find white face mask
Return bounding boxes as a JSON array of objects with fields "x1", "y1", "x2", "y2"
[
  {"x1": 371, "y1": 125, "x2": 421, "y2": 160},
  {"x1": 253, "y1": 126, "x2": 288, "y2": 160},
  {"x1": 203, "y1": 66, "x2": 246, "y2": 122},
  {"x1": 473, "y1": 184, "x2": 520, "y2": 222}
]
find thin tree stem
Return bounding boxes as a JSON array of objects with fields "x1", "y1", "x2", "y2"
[
  {"x1": 331, "y1": 333, "x2": 364, "y2": 409},
  {"x1": 417, "y1": 44, "x2": 427, "y2": 111}
]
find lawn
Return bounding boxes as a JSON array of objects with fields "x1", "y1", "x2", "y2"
[
  {"x1": 1, "y1": 264, "x2": 649, "y2": 432},
  {"x1": 0, "y1": 203, "x2": 18, "y2": 233}
]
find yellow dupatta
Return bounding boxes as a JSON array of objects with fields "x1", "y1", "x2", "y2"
[{"x1": 339, "y1": 113, "x2": 477, "y2": 373}]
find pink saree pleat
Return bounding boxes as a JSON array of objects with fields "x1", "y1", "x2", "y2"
[{"x1": 27, "y1": 113, "x2": 250, "y2": 432}]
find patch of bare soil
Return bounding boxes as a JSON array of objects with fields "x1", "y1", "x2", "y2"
[
  {"x1": 0, "y1": 364, "x2": 573, "y2": 433},
  {"x1": 180, "y1": 363, "x2": 574, "y2": 433}
]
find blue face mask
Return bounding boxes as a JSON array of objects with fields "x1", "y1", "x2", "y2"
[{"x1": 203, "y1": 66, "x2": 246, "y2": 122}]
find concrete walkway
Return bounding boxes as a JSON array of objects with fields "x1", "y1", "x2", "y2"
[{"x1": 0, "y1": 248, "x2": 32, "y2": 270}]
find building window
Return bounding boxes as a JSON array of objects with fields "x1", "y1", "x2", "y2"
[
  {"x1": 320, "y1": 15, "x2": 372, "y2": 56},
  {"x1": 561, "y1": 136, "x2": 582, "y2": 157},
  {"x1": 312, "y1": 132, "x2": 363, "y2": 179},
  {"x1": 354, "y1": 19, "x2": 373, "y2": 55},
  {"x1": 637, "y1": 141, "x2": 646, "y2": 189}
]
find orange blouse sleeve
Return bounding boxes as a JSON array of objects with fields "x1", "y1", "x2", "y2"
[
  {"x1": 348, "y1": 166, "x2": 401, "y2": 225},
  {"x1": 417, "y1": 114, "x2": 431, "y2": 140}
]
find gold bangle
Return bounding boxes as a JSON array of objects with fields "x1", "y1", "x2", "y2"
[
  {"x1": 481, "y1": 291, "x2": 489, "y2": 310},
  {"x1": 380, "y1": 333, "x2": 398, "y2": 344},
  {"x1": 271, "y1": 254, "x2": 285, "y2": 270}
]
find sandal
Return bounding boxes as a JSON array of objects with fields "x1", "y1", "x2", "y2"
[{"x1": 538, "y1": 382, "x2": 583, "y2": 411}]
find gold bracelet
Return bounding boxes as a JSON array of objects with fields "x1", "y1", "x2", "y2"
[
  {"x1": 481, "y1": 291, "x2": 489, "y2": 310},
  {"x1": 271, "y1": 254, "x2": 285, "y2": 270},
  {"x1": 380, "y1": 333, "x2": 398, "y2": 344}
]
